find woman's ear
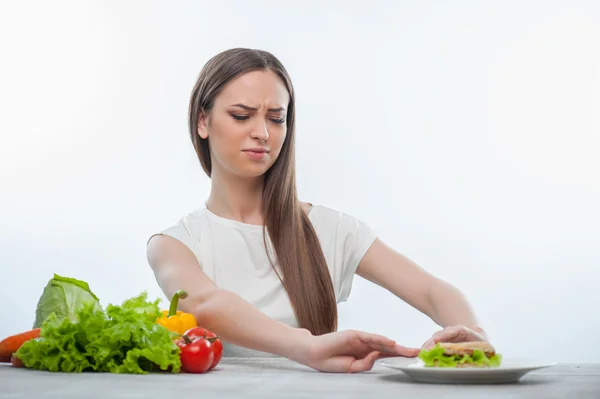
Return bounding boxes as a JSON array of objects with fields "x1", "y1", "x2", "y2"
[{"x1": 198, "y1": 110, "x2": 209, "y2": 139}]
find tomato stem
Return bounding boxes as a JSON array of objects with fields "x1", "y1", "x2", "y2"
[
  {"x1": 168, "y1": 290, "x2": 188, "y2": 317},
  {"x1": 183, "y1": 334, "x2": 193, "y2": 345}
]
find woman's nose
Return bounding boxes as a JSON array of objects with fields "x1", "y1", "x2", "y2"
[{"x1": 251, "y1": 123, "x2": 269, "y2": 141}]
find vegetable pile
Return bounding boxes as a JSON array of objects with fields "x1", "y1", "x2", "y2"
[
  {"x1": 0, "y1": 274, "x2": 222, "y2": 374},
  {"x1": 17, "y1": 292, "x2": 181, "y2": 373}
]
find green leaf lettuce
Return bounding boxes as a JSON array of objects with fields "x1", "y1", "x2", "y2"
[
  {"x1": 419, "y1": 344, "x2": 502, "y2": 367},
  {"x1": 17, "y1": 292, "x2": 181, "y2": 374}
]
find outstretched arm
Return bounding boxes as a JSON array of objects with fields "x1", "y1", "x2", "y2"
[
  {"x1": 147, "y1": 234, "x2": 418, "y2": 372},
  {"x1": 356, "y1": 238, "x2": 489, "y2": 347}
]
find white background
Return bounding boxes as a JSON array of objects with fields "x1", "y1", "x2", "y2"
[{"x1": 1, "y1": 0, "x2": 598, "y2": 363}]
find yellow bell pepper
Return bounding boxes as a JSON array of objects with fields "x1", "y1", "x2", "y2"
[{"x1": 157, "y1": 289, "x2": 198, "y2": 334}]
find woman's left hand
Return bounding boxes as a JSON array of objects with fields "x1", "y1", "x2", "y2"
[{"x1": 421, "y1": 325, "x2": 489, "y2": 350}]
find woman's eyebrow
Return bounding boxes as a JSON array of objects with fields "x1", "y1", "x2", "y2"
[{"x1": 230, "y1": 103, "x2": 286, "y2": 112}]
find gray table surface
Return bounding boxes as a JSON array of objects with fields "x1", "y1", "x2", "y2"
[{"x1": 2, "y1": 358, "x2": 599, "y2": 399}]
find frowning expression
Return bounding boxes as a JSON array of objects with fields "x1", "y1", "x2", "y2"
[{"x1": 198, "y1": 69, "x2": 290, "y2": 178}]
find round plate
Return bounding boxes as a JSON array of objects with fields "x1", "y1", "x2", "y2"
[{"x1": 379, "y1": 357, "x2": 557, "y2": 384}]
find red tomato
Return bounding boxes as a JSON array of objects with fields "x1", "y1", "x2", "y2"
[
  {"x1": 184, "y1": 327, "x2": 223, "y2": 370},
  {"x1": 176, "y1": 327, "x2": 223, "y2": 373}
]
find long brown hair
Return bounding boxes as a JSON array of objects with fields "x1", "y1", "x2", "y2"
[{"x1": 188, "y1": 48, "x2": 337, "y2": 335}]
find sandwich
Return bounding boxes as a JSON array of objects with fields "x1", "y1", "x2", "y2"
[{"x1": 418, "y1": 341, "x2": 502, "y2": 368}]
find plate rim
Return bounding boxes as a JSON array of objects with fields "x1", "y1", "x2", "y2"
[{"x1": 379, "y1": 358, "x2": 558, "y2": 373}]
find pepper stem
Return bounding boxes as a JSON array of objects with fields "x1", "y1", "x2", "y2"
[{"x1": 168, "y1": 289, "x2": 188, "y2": 317}]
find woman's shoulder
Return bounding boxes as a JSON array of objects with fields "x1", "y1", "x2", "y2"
[
  {"x1": 154, "y1": 207, "x2": 208, "y2": 240},
  {"x1": 305, "y1": 202, "x2": 345, "y2": 218},
  {"x1": 304, "y1": 202, "x2": 372, "y2": 231}
]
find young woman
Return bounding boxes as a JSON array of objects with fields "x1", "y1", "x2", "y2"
[{"x1": 147, "y1": 48, "x2": 490, "y2": 373}]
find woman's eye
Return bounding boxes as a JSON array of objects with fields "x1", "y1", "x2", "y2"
[{"x1": 231, "y1": 114, "x2": 284, "y2": 124}]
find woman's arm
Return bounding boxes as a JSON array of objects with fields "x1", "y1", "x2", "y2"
[
  {"x1": 147, "y1": 235, "x2": 417, "y2": 372},
  {"x1": 356, "y1": 238, "x2": 488, "y2": 344},
  {"x1": 147, "y1": 234, "x2": 311, "y2": 358}
]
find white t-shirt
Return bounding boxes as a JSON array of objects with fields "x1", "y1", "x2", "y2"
[{"x1": 154, "y1": 204, "x2": 377, "y2": 357}]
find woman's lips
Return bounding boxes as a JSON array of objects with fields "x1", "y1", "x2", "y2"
[{"x1": 243, "y1": 149, "x2": 269, "y2": 160}]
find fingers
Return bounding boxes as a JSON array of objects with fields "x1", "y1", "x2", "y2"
[
  {"x1": 356, "y1": 332, "x2": 420, "y2": 357},
  {"x1": 374, "y1": 352, "x2": 416, "y2": 361},
  {"x1": 421, "y1": 327, "x2": 455, "y2": 350},
  {"x1": 422, "y1": 325, "x2": 483, "y2": 350},
  {"x1": 388, "y1": 344, "x2": 420, "y2": 357},
  {"x1": 421, "y1": 337, "x2": 437, "y2": 350},
  {"x1": 346, "y1": 346, "x2": 421, "y2": 373},
  {"x1": 346, "y1": 351, "x2": 381, "y2": 373},
  {"x1": 356, "y1": 331, "x2": 396, "y2": 349},
  {"x1": 432, "y1": 327, "x2": 454, "y2": 341},
  {"x1": 368, "y1": 343, "x2": 420, "y2": 357},
  {"x1": 437, "y1": 325, "x2": 476, "y2": 343}
]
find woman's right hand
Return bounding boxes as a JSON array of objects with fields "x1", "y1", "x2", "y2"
[{"x1": 289, "y1": 329, "x2": 420, "y2": 373}]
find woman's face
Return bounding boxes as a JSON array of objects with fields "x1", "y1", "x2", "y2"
[{"x1": 198, "y1": 69, "x2": 290, "y2": 179}]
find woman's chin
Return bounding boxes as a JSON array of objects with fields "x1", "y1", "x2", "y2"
[
  {"x1": 233, "y1": 164, "x2": 271, "y2": 179},
  {"x1": 232, "y1": 158, "x2": 277, "y2": 178}
]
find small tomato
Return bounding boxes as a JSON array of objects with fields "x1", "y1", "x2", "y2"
[
  {"x1": 184, "y1": 327, "x2": 223, "y2": 370},
  {"x1": 177, "y1": 327, "x2": 223, "y2": 373}
]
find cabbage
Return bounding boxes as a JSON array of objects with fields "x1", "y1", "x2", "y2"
[{"x1": 33, "y1": 274, "x2": 102, "y2": 328}]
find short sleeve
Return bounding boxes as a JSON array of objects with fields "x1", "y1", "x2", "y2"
[
  {"x1": 309, "y1": 206, "x2": 378, "y2": 303},
  {"x1": 147, "y1": 217, "x2": 203, "y2": 267},
  {"x1": 335, "y1": 212, "x2": 377, "y2": 302}
]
